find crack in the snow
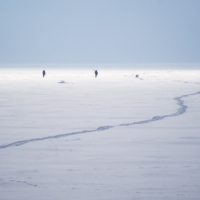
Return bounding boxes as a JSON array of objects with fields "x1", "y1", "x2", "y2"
[{"x1": 0, "y1": 91, "x2": 200, "y2": 149}]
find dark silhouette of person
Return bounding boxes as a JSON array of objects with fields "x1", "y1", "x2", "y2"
[
  {"x1": 43, "y1": 70, "x2": 46, "y2": 77},
  {"x1": 95, "y1": 70, "x2": 98, "y2": 77}
]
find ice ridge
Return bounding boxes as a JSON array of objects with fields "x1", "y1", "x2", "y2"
[{"x1": 0, "y1": 91, "x2": 200, "y2": 149}]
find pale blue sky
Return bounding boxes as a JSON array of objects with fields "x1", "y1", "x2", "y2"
[{"x1": 0, "y1": 0, "x2": 200, "y2": 64}]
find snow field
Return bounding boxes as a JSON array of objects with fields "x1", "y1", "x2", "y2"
[{"x1": 0, "y1": 68, "x2": 200, "y2": 199}]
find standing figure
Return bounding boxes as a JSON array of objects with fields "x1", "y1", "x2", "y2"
[
  {"x1": 136, "y1": 74, "x2": 139, "y2": 78},
  {"x1": 94, "y1": 70, "x2": 98, "y2": 78},
  {"x1": 43, "y1": 70, "x2": 46, "y2": 77}
]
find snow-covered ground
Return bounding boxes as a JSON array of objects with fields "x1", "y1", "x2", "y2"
[{"x1": 0, "y1": 67, "x2": 200, "y2": 200}]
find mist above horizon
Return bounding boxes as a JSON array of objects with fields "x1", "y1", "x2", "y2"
[
  {"x1": 0, "y1": 0, "x2": 200, "y2": 65},
  {"x1": 0, "y1": 63, "x2": 199, "y2": 70}
]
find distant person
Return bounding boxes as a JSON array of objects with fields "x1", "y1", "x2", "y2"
[
  {"x1": 43, "y1": 70, "x2": 46, "y2": 77},
  {"x1": 94, "y1": 70, "x2": 98, "y2": 78},
  {"x1": 136, "y1": 74, "x2": 139, "y2": 78}
]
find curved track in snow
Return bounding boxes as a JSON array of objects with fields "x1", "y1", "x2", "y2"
[{"x1": 0, "y1": 91, "x2": 200, "y2": 149}]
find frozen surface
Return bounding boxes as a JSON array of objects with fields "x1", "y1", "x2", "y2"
[{"x1": 0, "y1": 68, "x2": 200, "y2": 199}]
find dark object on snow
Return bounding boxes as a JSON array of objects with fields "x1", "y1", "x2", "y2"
[
  {"x1": 94, "y1": 70, "x2": 98, "y2": 77},
  {"x1": 136, "y1": 74, "x2": 139, "y2": 78},
  {"x1": 43, "y1": 70, "x2": 46, "y2": 77}
]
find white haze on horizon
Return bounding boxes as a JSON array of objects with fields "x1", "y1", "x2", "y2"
[{"x1": 0, "y1": 63, "x2": 200, "y2": 70}]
